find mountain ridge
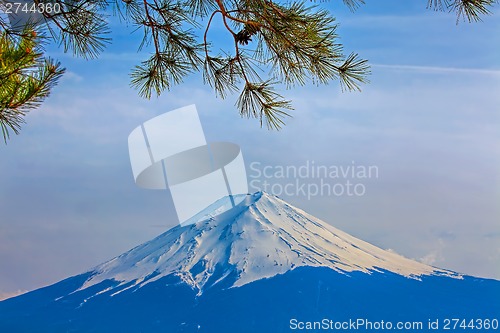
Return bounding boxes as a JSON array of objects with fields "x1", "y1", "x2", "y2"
[
  {"x1": 1, "y1": 191, "x2": 498, "y2": 333},
  {"x1": 72, "y1": 191, "x2": 458, "y2": 299}
]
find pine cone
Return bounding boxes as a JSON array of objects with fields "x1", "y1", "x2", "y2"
[
  {"x1": 235, "y1": 30, "x2": 253, "y2": 45},
  {"x1": 235, "y1": 22, "x2": 261, "y2": 45}
]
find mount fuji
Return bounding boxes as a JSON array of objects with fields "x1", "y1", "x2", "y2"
[{"x1": 0, "y1": 192, "x2": 498, "y2": 332}]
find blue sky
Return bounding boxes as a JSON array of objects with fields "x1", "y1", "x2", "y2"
[{"x1": 0, "y1": 0, "x2": 499, "y2": 300}]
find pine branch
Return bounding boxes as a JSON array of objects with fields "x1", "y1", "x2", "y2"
[
  {"x1": 342, "y1": 0, "x2": 365, "y2": 12},
  {"x1": 335, "y1": 53, "x2": 370, "y2": 92},
  {"x1": 1, "y1": 0, "x2": 497, "y2": 138},
  {"x1": 0, "y1": 29, "x2": 65, "y2": 143},
  {"x1": 37, "y1": 0, "x2": 111, "y2": 59},
  {"x1": 130, "y1": 52, "x2": 192, "y2": 98},
  {"x1": 237, "y1": 81, "x2": 292, "y2": 129},
  {"x1": 452, "y1": 0, "x2": 497, "y2": 22},
  {"x1": 427, "y1": 0, "x2": 498, "y2": 22}
]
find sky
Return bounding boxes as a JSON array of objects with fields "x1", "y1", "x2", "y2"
[{"x1": 0, "y1": 0, "x2": 499, "y2": 300}]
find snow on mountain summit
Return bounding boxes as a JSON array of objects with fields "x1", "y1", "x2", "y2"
[{"x1": 79, "y1": 192, "x2": 458, "y2": 296}]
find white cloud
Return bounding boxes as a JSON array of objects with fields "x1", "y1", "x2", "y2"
[{"x1": 420, "y1": 239, "x2": 446, "y2": 266}]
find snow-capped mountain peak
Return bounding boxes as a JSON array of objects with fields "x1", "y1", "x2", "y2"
[{"x1": 79, "y1": 192, "x2": 458, "y2": 296}]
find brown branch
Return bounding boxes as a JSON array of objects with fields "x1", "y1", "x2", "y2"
[
  {"x1": 204, "y1": 10, "x2": 221, "y2": 58},
  {"x1": 233, "y1": 38, "x2": 250, "y2": 84},
  {"x1": 142, "y1": 0, "x2": 161, "y2": 56},
  {"x1": 215, "y1": 0, "x2": 248, "y2": 24},
  {"x1": 151, "y1": 0, "x2": 173, "y2": 34}
]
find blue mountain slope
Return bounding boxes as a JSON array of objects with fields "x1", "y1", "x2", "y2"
[
  {"x1": 0, "y1": 268, "x2": 498, "y2": 332},
  {"x1": 1, "y1": 192, "x2": 498, "y2": 332}
]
